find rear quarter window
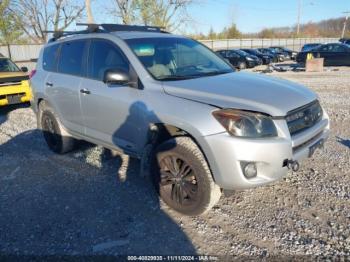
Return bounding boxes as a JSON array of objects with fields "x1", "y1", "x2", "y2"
[{"x1": 43, "y1": 44, "x2": 60, "y2": 72}]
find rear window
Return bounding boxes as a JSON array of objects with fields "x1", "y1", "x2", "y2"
[
  {"x1": 43, "y1": 44, "x2": 60, "y2": 72},
  {"x1": 58, "y1": 40, "x2": 87, "y2": 76}
]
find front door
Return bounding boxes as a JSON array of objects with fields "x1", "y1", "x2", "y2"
[{"x1": 80, "y1": 39, "x2": 148, "y2": 154}]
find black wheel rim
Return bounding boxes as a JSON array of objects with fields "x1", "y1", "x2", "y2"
[
  {"x1": 159, "y1": 155, "x2": 198, "y2": 206},
  {"x1": 42, "y1": 114, "x2": 60, "y2": 149}
]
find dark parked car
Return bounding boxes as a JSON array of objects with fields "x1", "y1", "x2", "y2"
[
  {"x1": 257, "y1": 48, "x2": 283, "y2": 62},
  {"x1": 269, "y1": 46, "x2": 298, "y2": 60},
  {"x1": 216, "y1": 49, "x2": 260, "y2": 69},
  {"x1": 339, "y1": 38, "x2": 350, "y2": 45},
  {"x1": 296, "y1": 43, "x2": 350, "y2": 66},
  {"x1": 301, "y1": 43, "x2": 321, "y2": 52},
  {"x1": 241, "y1": 49, "x2": 271, "y2": 65}
]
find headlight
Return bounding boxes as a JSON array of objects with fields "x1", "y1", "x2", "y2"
[
  {"x1": 246, "y1": 57, "x2": 253, "y2": 61},
  {"x1": 212, "y1": 109, "x2": 278, "y2": 138}
]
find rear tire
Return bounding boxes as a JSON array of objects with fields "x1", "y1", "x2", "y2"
[
  {"x1": 153, "y1": 137, "x2": 221, "y2": 216},
  {"x1": 38, "y1": 101, "x2": 76, "y2": 154}
]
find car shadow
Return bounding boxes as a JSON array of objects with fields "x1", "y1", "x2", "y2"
[
  {"x1": 336, "y1": 136, "x2": 350, "y2": 149},
  {"x1": 0, "y1": 103, "x2": 31, "y2": 126},
  {"x1": 0, "y1": 103, "x2": 197, "y2": 256}
]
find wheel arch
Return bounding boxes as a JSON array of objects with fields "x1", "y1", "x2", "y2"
[{"x1": 150, "y1": 123, "x2": 219, "y2": 185}]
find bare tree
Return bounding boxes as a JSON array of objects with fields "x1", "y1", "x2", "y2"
[
  {"x1": 114, "y1": 0, "x2": 136, "y2": 24},
  {"x1": 114, "y1": 0, "x2": 195, "y2": 31},
  {"x1": 0, "y1": 0, "x2": 24, "y2": 58},
  {"x1": 10, "y1": 0, "x2": 85, "y2": 43}
]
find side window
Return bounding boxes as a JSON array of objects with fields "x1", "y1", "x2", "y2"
[
  {"x1": 319, "y1": 45, "x2": 329, "y2": 52},
  {"x1": 88, "y1": 40, "x2": 129, "y2": 81},
  {"x1": 43, "y1": 44, "x2": 60, "y2": 72},
  {"x1": 58, "y1": 40, "x2": 87, "y2": 76},
  {"x1": 331, "y1": 45, "x2": 346, "y2": 52}
]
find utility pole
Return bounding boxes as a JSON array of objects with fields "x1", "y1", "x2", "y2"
[
  {"x1": 85, "y1": 0, "x2": 94, "y2": 23},
  {"x1": 341, "y1": 12, "x2": 350, "y2": 39},
  {"x1": 296, "y1": 0, "x2": 302, "y2": 36}
]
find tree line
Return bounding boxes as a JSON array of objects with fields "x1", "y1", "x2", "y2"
[
  {"x1": 252, "y1": 17, "x2": 348, "y2": 39},
  {"x1": 0, "y1": 0, "x2": 195, "y2": 44},
  {"x1": 189, "y1": 17, "x2": 349, "y2": 40},
  {"x1": 0, "y1": 0, "x2": 349, "y2": 45}
]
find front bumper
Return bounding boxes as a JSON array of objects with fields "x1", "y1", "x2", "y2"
[
  {"x1": 246, "y1": 60, "x2": 256, "y2": 68},
  {"x1": 199, "y1": 111, "x2": 330, "y2": 190},
  {"x1": 0, "y1": 80, "x2": 32, "y2": 106}
]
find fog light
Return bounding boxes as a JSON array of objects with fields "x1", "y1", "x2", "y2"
[{"x1": 241, "y1": 162, "x2": 257, "y2": 179}]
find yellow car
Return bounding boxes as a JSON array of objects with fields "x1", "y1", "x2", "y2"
[{"x1": 0, "y1": 57, "x2": 32, "y2": 106}]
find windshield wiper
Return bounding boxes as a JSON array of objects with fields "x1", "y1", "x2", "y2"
[
  {"x1": 157, "y1": 75, "x2": 199, "y2": 81},
  {"x1": 157, "y1": 70, "x2": 232, "y2": 81},
  {"x1": 186, "y1": 70, "x2": 232, "y2": 78}
]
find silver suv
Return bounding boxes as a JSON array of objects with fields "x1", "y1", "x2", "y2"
[{"x1": 30, "y1": 24, "x2": 330, "y2": 216}]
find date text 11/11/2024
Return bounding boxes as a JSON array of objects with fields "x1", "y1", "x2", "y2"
[{"x1": 127, "y1": 255, "x2": 219, "y2": 261}]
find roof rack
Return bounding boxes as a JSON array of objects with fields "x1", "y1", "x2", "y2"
[{"x1": 46, "y1": 23, "x2": 168, "y2": 42}]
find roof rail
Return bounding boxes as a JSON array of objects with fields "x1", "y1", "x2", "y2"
[
  {"x1": 46, "y1": 23, "x2": 168, "y2": 42},
  {"x1": 77, "y1": 23, "x2": 166, "y2": 33}
]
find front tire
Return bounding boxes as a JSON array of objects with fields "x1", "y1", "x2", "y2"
[
  {"x1": 38, "y1": 101, "x2": 76, "y2": 154},
  {"x1": 153, "y1": 137, "x2": 221, "y2": 216}
]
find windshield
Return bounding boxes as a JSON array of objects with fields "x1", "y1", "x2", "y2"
[
  {"x1": 0, "y1": 58, "x2": 20, "y2": 72},
  {"x1": 126, "y1": 37, "x2": 233, "y2": 81},
  {"x1": 245, "y1": 49, "x2": 261, "y2": 55}
]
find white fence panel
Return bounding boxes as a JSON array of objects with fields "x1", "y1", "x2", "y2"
[
  {"x1": 0, "y1": 37, "x2": 341, "y2": 69},
  {"x1": 9, "y1": 45, "x2": 42, "y2": 61}
]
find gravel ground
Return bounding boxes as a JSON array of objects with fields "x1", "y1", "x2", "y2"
[{"x1": 0, "y1": 66, "x2": 349, "y2": 259}]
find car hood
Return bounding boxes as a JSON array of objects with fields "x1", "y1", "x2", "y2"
[{"x1": 162, "y1": 72, "x2": 317, "y2": 116}]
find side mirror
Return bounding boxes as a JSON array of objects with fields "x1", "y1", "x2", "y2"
[
  {"x1": 103, "y1": 69, "x2": 130, "y2": 85},
  {"x1": 21, "y1": 66, "x2": 28, "y2": 73}
]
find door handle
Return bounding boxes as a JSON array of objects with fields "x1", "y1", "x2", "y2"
[
  {"x1": 80, "y1": 88, "x2": 91, "y2": 95},
  {"x1": 46, "y1": 82, "x2": 53, "y2": 87}
]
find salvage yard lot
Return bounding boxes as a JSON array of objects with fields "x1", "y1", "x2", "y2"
[{"x1": 0, "y1": 67, "x2": 349, "y2": 257}]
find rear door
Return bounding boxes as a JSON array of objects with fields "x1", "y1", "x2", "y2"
[{"x1": 46, "y1": 39, "x2": 88, "y2": 134}]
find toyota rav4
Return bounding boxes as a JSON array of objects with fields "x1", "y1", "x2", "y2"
[{"x1": 30, "y1": 24, "x2": 330, "y2": 216}]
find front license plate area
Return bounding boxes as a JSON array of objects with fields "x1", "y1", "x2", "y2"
[
  {"x1": 7, "y1": 94, "x2": 22, "y2": 105},
  {"x1": 309, "y1": 138, "x2": 324, "y2": 157}
]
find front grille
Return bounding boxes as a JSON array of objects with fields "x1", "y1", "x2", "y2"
[
  {"x1": 286, "y1": 100, "x2": 323, "y2": 136},
  {"x1": 0, "y1": 76, "x2": 29, "y2": 84},
  {"x1": 0, "y1": 81, "x2": 21, "y2": 87}
]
